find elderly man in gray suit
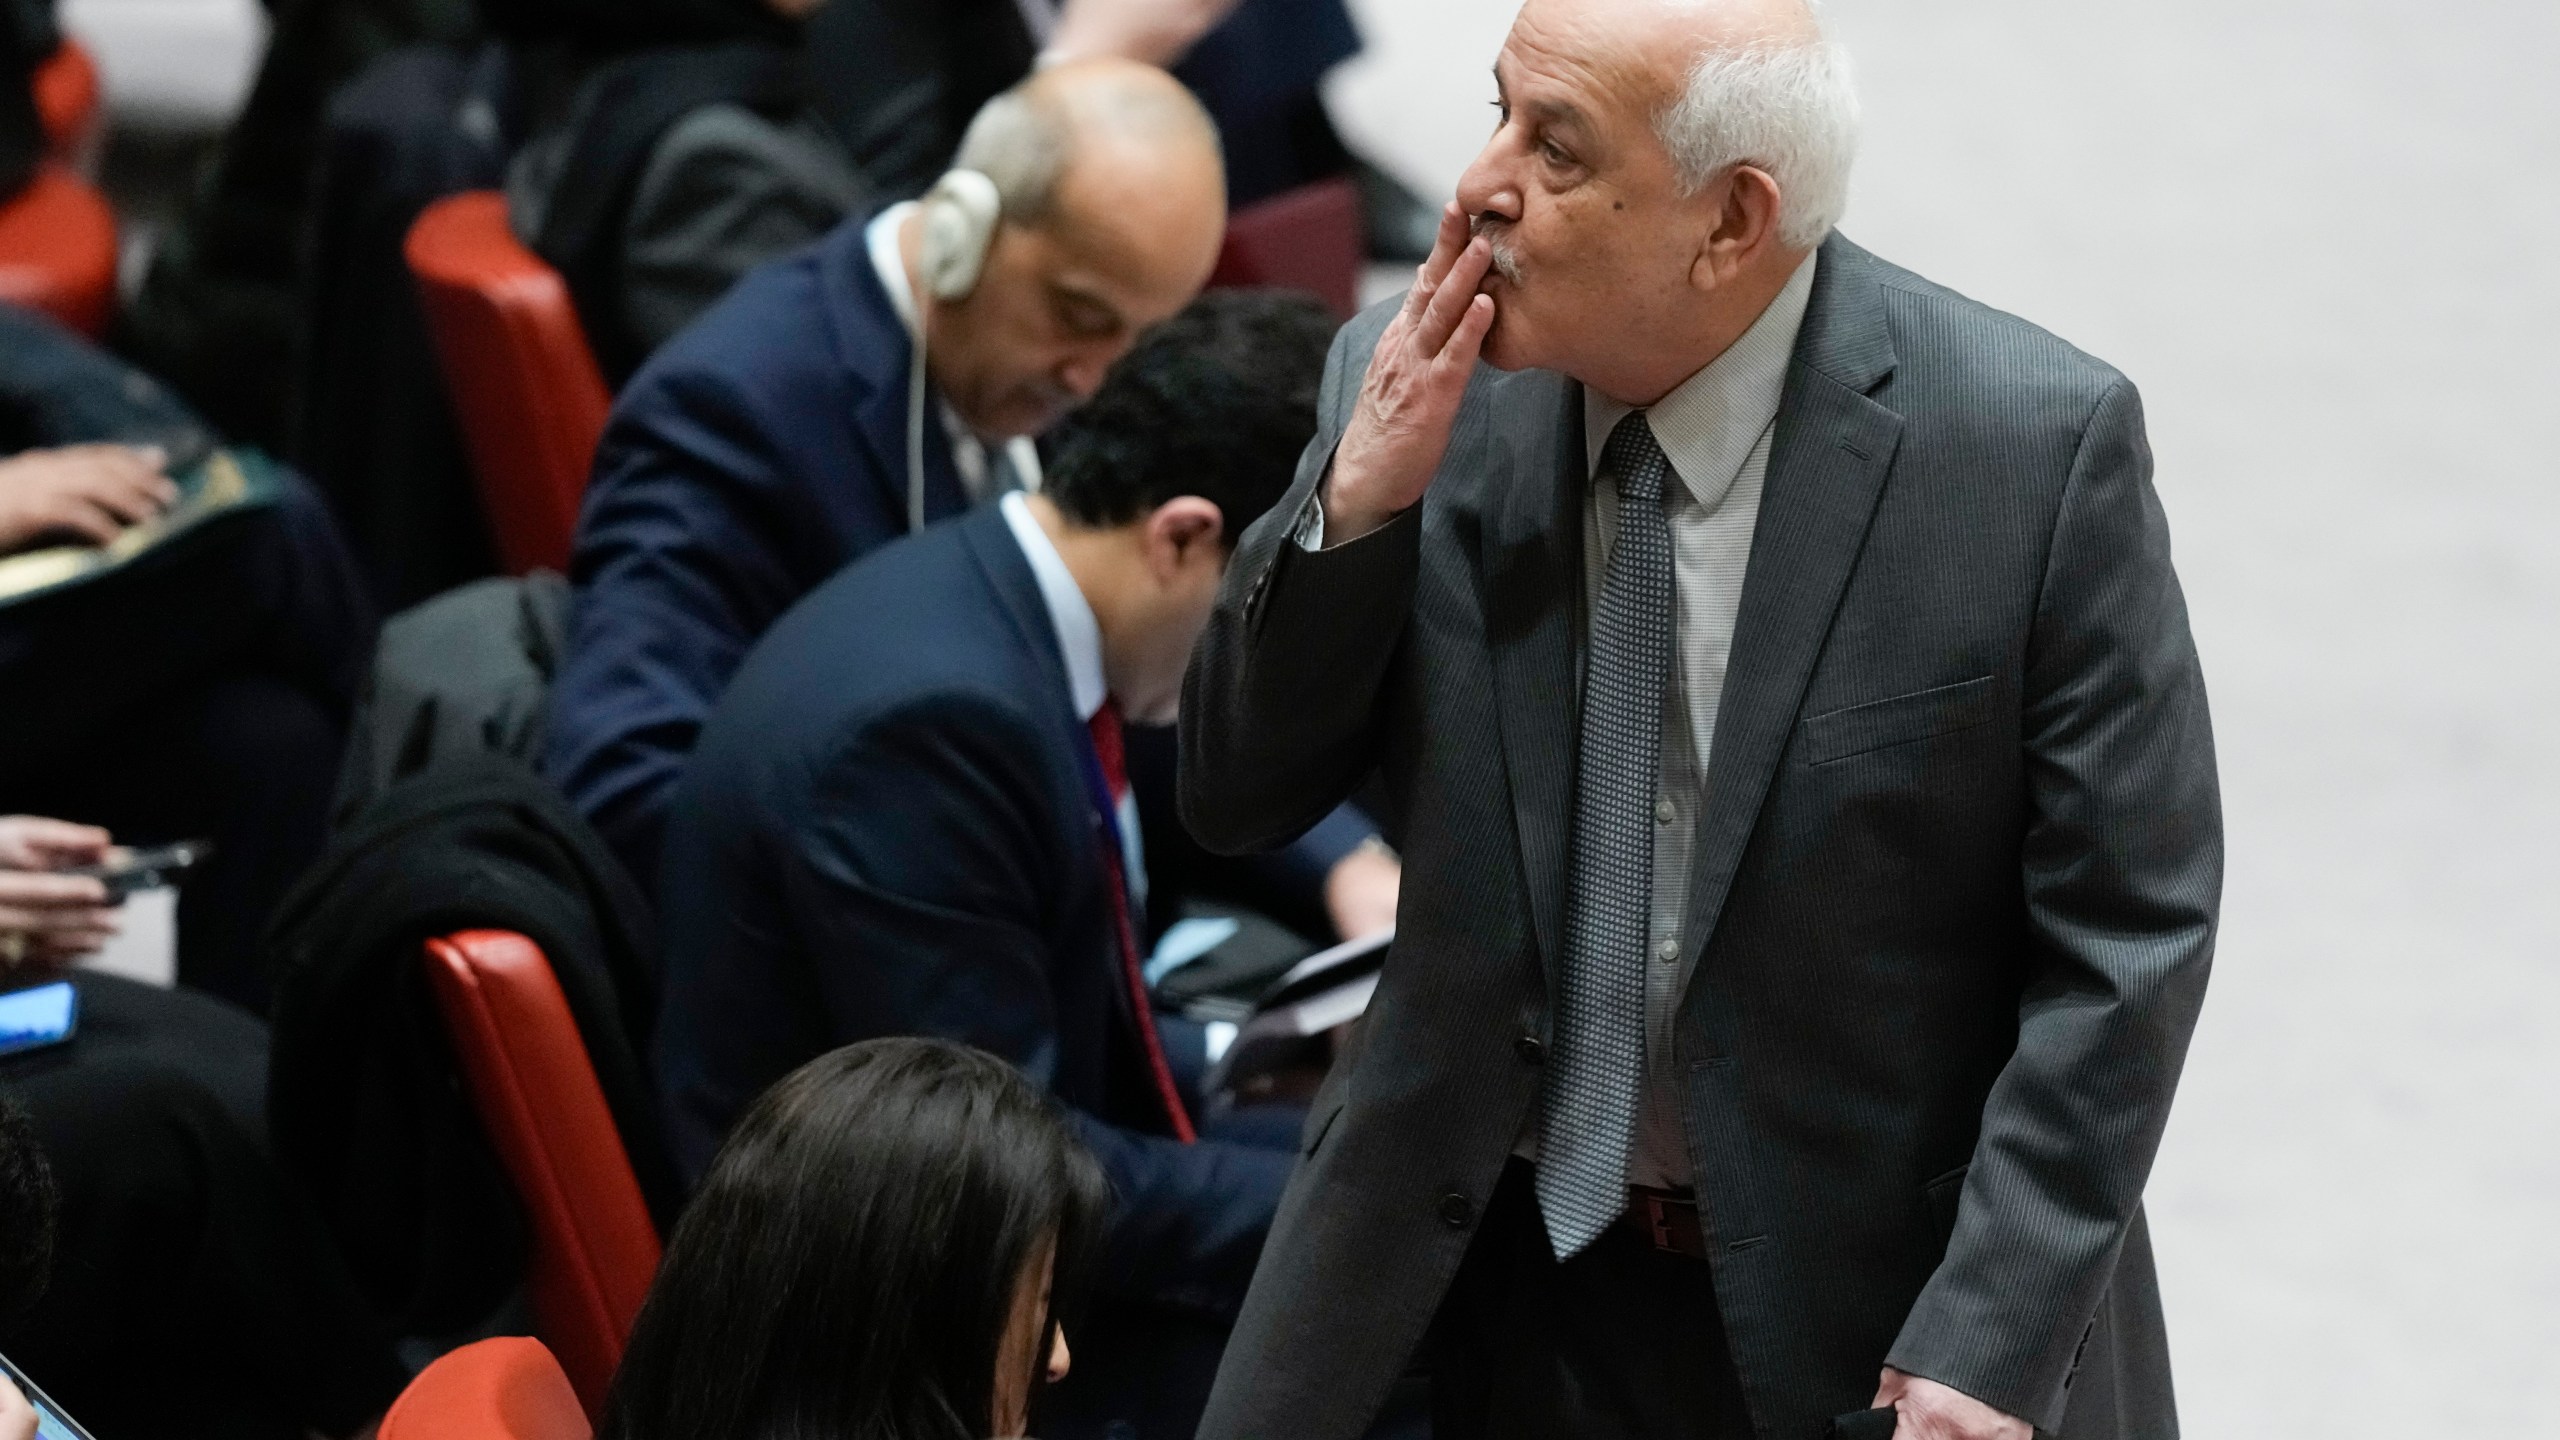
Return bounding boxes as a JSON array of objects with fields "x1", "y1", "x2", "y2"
[{"x1": 1179, "y1": 0, "x2": 2221, "y2": 1437}]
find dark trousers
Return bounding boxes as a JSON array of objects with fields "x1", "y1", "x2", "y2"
[
  {"x1": 0, "y1": 974, "x2": 408, "y2": 1440},
  {"x1": 0, "y1": 474, "x2": 377, "y2": 1011},
  {"x1": 1429, "y1": 1160, "x2": 1755, "y2": 1440}
]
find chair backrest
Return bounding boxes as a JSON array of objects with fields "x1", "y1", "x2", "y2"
[
  {"x1": 380, "y1": 1337, "x2": 591, "y2": 1440},
  {"x1": 424, "y1": 930, "x2": 662, "y2": 1420},
  {"x1": 1209, "y1": 176, "x2": 1366, "y2": 321},
  {"x1": 405, "y1": 190, "x2": 612, "y2": 576},
  {"x1": 0, "y1": 167, "x2": 116, "y2": 337},
  {"x1": 32, "y1": 40, "x2": 101, "y2": 167}
]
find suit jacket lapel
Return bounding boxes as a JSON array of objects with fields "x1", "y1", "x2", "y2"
[
  {"x1": 1677, "y1": 237, "x2": 1905, "y2": 998},
  {"x1": 825, "y1": 217, "x2": 970, "y2": 530},
  {"x1": 1479, "y1": 367, "x2": 1585, "y2": 995}
]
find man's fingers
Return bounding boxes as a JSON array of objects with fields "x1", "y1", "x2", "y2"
[
  {"x1": 1440, "y1": 293, "x2": 1496, "y2": 372},
  {"x1": 1415, "y1": 201, "x2": 1472, "y2": 297},
  {"x1": 1414, "y1": 238, "x2": 1495, "y2": 356}
]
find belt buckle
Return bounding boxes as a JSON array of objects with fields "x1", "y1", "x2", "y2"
[{"x1": 1633, "y1": 1188, "x2": 1682, "y2": 1252}]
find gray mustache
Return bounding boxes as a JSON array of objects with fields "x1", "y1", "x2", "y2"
[{"x1": 1468, "y1": 215, "x2": 1526, "y2": 285}]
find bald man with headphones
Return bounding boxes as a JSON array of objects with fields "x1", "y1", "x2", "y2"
[
  {"x1": 550, "y1": 56, "x2": 1402, "y2": 943},
  {"x1": 548, "y1": 61, "x2": 1218, "y2": 880}
]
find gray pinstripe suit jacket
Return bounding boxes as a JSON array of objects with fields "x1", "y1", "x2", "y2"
[{"x1": 1179, "y1": 234, "x2": 2220, "y2": 1440}]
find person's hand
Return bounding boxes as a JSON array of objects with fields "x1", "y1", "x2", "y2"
[
  {"x1": 0, "y1": 815, "x2": 118, "y2": 972},
  {"x1": 1046, "y1": 0, "x2": 1241, "y2": 67},
  {"x1": 1872, "y1": 1368, "x2": 2032, "y2": 1440},
  {"x1": 1319, "y1": 202, "x2": 1496, "y2": 546},
  {"x1": 0, "y1": 1372, "x2": 38, "y2": 1440},
  {"x1": 0, "y1": 443, "x2": 176, "y2": 553},
  {"x1": 1323, "y1": 839, "x2": 1400, "y2": 940}
]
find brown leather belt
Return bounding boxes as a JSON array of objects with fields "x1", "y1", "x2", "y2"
[{"x1": 1625, "y1": 1184, "x2": 1710, "y2": 1259}]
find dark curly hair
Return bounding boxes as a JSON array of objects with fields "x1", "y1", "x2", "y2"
[
  {"x1": 1043, "y1": 288, "x2": 1337, "y2": 545},
  {"x1": 0, "y1": 1090, "x2": 57, "y2": 1335}
]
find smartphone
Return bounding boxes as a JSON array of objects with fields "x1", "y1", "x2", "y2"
[
  {"x1": 0, "y1": 1350, "x2": 100, "y2": 1440},
  {"x1": 65, "y1": 840, "x2": 211, "y2": 902},
  {"x1": 0, "y1": 983, "x2": 77, "y2": 1060}
]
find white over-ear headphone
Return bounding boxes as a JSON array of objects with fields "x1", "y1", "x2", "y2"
[
  {"x1": 919, "y1": 168, "x2": 1002, "y2": 302},
  {"x1": 907, "y1": 168, "x2": 1004, "y2": 532}
]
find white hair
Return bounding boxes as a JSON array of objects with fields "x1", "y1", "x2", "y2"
[{"x1": 1657, "y1": 18, "x2": 1861, "y2": 250}]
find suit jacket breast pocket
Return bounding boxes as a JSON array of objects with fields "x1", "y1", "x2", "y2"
[{"x1": 1798, "y1": 675, "x2": 1998, "y2": 767}]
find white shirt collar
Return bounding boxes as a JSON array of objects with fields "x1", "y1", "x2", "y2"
[
  {"x1": 864, "y1": 203, "x2": 1045, "y2": 501},
  {"x1": 864, "y1": 201, "x2": 925, "y2": 335},
  {"x1": 999, "y1": 492, "x2": 1108, "y2": 721},
  {"x1": 1583, "y1": 251, "x2": 1820, "y2": 511}
]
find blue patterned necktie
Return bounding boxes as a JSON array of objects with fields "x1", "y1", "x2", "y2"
[{"x1": 1537, "y1": 411, "x2": 1676, "y2": 1259}]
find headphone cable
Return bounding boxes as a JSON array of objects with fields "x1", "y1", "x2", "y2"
[{"x1": 906, "y1": 307, "x2": 929, "y2": 534}]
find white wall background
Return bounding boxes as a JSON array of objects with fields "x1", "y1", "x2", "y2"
[{"x1": 1334, "y1": 2, "x2": 2560, "y2": 1436}]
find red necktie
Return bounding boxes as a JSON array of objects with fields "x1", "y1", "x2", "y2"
[{"x1": 1087, "y1": 704, "x2": 1197, "y2": 1144}]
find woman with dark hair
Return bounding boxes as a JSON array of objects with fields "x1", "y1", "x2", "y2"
[{"x1": 600, "y1": 1037, "x2": 1110, "y2": 1440}]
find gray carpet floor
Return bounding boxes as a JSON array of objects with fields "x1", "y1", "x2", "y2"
[{"x1": 1329, "y1": 2, "x2": 2560, "y2": 1434}]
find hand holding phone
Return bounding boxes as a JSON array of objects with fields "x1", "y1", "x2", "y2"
[
  {"x1": 0, "y1": 818, "x2": 119, "y2": 972},
  {"x1": 0, "y1": 1352, "x2": 100, "y2": 1440},
  {"x1": 0, "y1": 1370, "x2": 33, "y2": 1440},
  {"x1": 65, "y1": 840, "x2": 210, "y2": 902}
]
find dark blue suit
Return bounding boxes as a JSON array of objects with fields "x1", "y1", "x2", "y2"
[
  {"x1": 657, "y1": 504, "x2": 1293, "y2": 1432},
  {"x1": 543, "y1": 214, "x2": 973, "y2": 880}
]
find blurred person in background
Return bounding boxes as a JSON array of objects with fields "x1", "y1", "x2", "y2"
[
  {"x1": 0, "y1": 305, "x2": 377, "y2": 1012},
  {"x1": 654, "y1": 291, "x2": 1332, "y2": 1439},
  {"x1": 489, "y1": 0, "x2": 871, "y2": 385},
  {"x1": 1181, "y1": 0, "x2": 2219, "y2": 1436},
  {"x1": 601, "y1": 1038, "x2": 1107, "y2": 1440},
  {"x1": 808, "y1": 0, "x2": 1440, "y2": 257},
  {"x1": 115, "y1": 0, "x2": 478, "y2": 449}
]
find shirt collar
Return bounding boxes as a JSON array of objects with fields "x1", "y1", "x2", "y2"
[
  {"x1": 1583, "y1": 250, "x2": 1821, "y2": 511},
  {"x1": 999, "y1": 492, "x2": 1107, "y2": 721},
  {"x1": 865, "y1": 201, "x2": 924, "y2": 338}
]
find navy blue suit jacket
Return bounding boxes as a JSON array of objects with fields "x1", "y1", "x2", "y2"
[
  {"x1": 543, "y1": 212, "x2": 974, "y2": 880},
  {"x1": 656, "y1": 504, "x2": 1292, "y2": 1313}
]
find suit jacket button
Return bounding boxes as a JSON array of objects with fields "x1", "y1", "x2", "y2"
[
  {"x1": 1438, "y1": 1193, "x2": 1475, "y2": 1229},
  {"x1": 1514, "y1": 1035, "x2": 1545, "y2": 1065}
]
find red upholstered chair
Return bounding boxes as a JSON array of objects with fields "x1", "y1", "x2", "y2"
[
  {"x1": 379, "y1": 1337, "x2": 591, "y2": 1440},
  {"x1": 424, "y1": 931, "x2": 662, "y2": 1420},
  {"x1": 1209, "y1": 176, "x2": 1366, "y2": 321},
  {"x1": 0, "y1": 166, "x2": 116, "y2": 336},
  {"x1": 405, "y1": 191, "x2": 612, "y2": 575},
  {"x1": 32, "y1": 40, "x2": 102, "y2": 166}
]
